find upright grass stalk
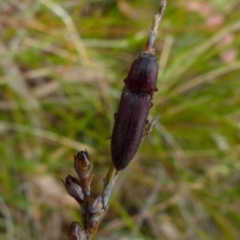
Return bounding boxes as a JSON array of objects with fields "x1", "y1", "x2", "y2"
[{"x1": 63, "y1": 1, "x2": 167, "y2": 239}]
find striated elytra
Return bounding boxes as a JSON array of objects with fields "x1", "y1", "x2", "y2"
[{"x1": 111, "y1": 52, "x2": 159, "y2": 170}]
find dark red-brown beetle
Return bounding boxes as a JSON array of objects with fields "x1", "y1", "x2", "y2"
[{"x1": 111, "y1": 1, "x2": 167, "y2": 170}]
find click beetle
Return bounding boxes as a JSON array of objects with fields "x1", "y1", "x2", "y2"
[
  {"x1": 111, "y1": 1, "x2": 167, "y2": 170},
  {"x1": 111, "y1": 53, "x2": 158, "y2": 170}
]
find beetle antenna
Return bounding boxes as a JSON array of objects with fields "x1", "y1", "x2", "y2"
[{"x1": 146, "y1": 0, "x2": 167, "y2": 53}]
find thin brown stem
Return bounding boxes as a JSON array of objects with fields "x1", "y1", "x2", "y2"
[
  {"x1": 146, "y1": 0, "x2": 167, "y2": 53},
  {"x1": 66, "y1": 1, "x2": 168, "y2": 239}
]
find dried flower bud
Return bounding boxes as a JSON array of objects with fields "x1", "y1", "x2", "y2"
[
  {"x1": 74, "y1": 151, "x2": 93, "y2": 196},
  {"x1": 68, "y1": 222, "x2": 87, "y2": 240},
  {"x1": 74, "y1": 151, "x2": 92, "y2": 175},
  {"x1": 63, "y1": 175, "x2": 84, "y2": 204},
  {"x1": 87, "y1": 194, "x2": 106, "y2": 230}
]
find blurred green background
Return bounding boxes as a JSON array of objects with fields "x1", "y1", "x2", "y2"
[{"x1": 1, "y1": 0, "x2": 240, "y2": 239}]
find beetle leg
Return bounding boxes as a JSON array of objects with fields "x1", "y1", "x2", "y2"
[
  {"x1": 143, "y1": 120, "x2": 150, "y2": 137},
  {"x1": 144, "y1": 116, "x2": 161, "y2": 137}
]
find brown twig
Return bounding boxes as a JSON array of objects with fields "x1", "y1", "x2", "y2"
[
  {"x1": 146, "y1": 0, "x2": 167, "y2": 53},
  {"x1": 63, "y1": 151, "x2": 118, "y2": 240},
  {"x1": 64, "y1": 1, "x2": 167, "y2": 239}
]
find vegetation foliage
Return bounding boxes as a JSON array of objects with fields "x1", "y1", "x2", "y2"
[{"x1": 0, "y1": 0, "x2": 240, "y2": 239}]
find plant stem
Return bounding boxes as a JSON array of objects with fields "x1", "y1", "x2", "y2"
[{"x1": 104, "y1": 162, "x2": 119, "y2": 189}]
